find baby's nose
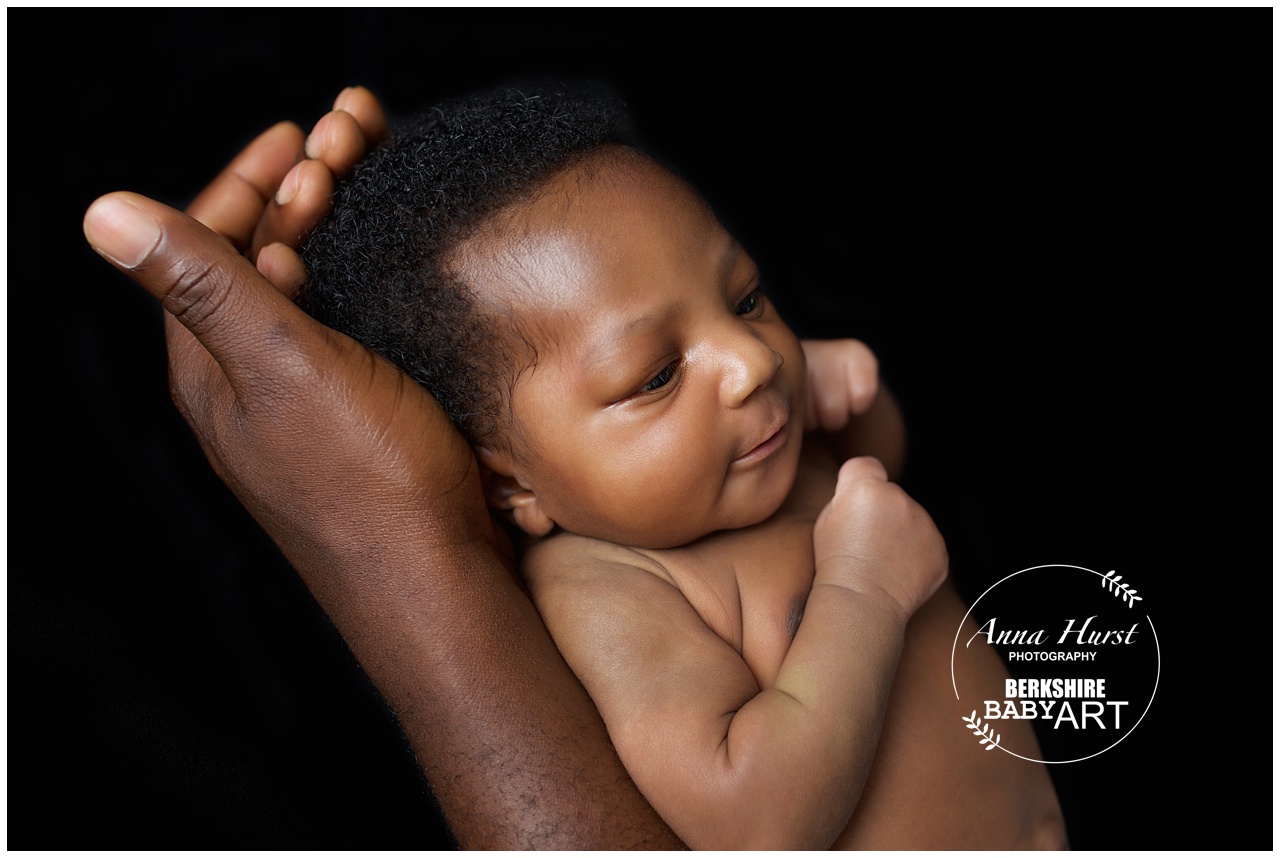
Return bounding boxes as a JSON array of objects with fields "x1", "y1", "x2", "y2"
[{"x1": 720, "y1": 332, "x2": 783, "y2": 407}]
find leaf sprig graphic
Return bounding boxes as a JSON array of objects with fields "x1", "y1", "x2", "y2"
[
  {"x1": 1102, "y1": 570, "x2": 1142, "y2": 607},
  {"x1": 962, "y1": 710, "x2": 1001, "y2": 751}
]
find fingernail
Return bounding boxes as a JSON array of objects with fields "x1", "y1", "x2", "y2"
[
  {"x1": 334, "y1": 86, "x2": 356, "y2": 112},
  {"x1": 83, "y1": 194, "x2": 162, "y2": 269},
  {"x1": 304, "y1": 125, "x2": 324, "y2": 160},
  {"x1": 275, "y1": 164, "x2": 301, "y2": 206}
]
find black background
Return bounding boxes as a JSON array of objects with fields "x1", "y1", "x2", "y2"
[{"x1": 10, "y1": 9, "x2": 1272, "y2": 850}]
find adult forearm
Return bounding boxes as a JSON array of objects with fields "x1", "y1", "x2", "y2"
[
  {"x1": 292, "y1": 534, "x2": 682, "y2": 849},
  {"x1": 83, "y1": 190, "x2": 681, "y2": 851}
]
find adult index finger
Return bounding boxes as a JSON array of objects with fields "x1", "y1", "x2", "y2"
[
  {"x1": 185, "y1": 120, "x2": 306, "y2": 255},
  {"x1": 83, "y1": 190, "x2": 318, "y2": 397}
]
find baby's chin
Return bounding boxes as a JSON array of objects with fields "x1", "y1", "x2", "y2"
[{"x1": 581, "y1": 453, "x2": 801, "y2": 551}]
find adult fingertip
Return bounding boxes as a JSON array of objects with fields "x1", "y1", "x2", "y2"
[
  {"x1": 304, "y1": 112, "x2": 335, "y2": 161},
  {"x1": 83, "y1": 192, "x2": 162, "y2": 270},
  {"x1": 275, "y1": 162, "x2": 303, "y2": 206},
  {"x1": 257, "y1": 242, "x2": 308, "y2": 298},
  {"x1": 333, "y1": 85, "x2": 360, "y2": 112},
  {"x1": 303, "y1": 131, "x2": 322, "y2": 161},
  {"x1": 266, "y1": 118, "x2": 305, "y2": 137},
  {"x1": 332, "y1": 84, "x2": 389, "y2": 142}
]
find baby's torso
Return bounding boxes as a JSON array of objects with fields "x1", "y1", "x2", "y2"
[
  {"x1": 630, "y1": 446, "x2": 836, "y2": 689},
  {"x1": 536, "y1": 443, "x2": 1066, "y2": 849}
]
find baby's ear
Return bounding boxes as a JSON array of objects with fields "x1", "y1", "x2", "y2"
[{"x1": 476, "y1": 446, "x2": 557, "y2": 538}]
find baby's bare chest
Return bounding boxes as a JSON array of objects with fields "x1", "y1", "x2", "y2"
[{"x1": 653, "y1": 458, "x2": 836, "y2": 688}]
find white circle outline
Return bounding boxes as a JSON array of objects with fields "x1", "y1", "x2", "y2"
[{"x1": 949, "y1": 563, "x2": 1160, "y2": 764}]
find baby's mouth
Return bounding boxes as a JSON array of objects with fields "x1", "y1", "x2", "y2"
[{"x1": 733, "y1": 417, "x2": 790, "y2": 467}]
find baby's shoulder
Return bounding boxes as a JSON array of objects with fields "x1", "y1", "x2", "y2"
[
  {"x1": 521, "y1": 531, "x2": 718, "y2": 648},
  {"x1": 522, "y1": 531, "x2": 677, "y2": 600}
]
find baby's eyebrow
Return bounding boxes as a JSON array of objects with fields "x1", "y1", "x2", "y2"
[
  {"x1": 578, "y1": 312, "x2": 671, "y2": 376},
  {"x1": 577, "y1": 235, "x2": 743, "y2": 376},
  {"x1": 718, "y1": 236, "x2": 741, "y2": 271}
]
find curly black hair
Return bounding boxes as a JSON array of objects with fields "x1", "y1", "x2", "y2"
[{"x1": 300, "y1": 79, "x2": 640, "y2": 444}]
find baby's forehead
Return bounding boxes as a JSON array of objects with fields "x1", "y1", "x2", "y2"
[
  {"x1": 447, "y1": 144, "x2": 741, "y2": 400},
  {"x1": 461, "y1": 147, "x2": 671, "y2": 253},
  {"x1": 453, "y1": 147, "x2": 724, "y2": 304}
]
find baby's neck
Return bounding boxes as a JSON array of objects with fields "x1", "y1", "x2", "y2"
[{"x1": 520, "y1": 439, "x2": 836, "y2": 556}]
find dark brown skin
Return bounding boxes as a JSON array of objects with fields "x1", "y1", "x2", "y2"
[
  {"x1": 81, "y1": 88, "x2": 682, "y2": 850},
  {"x1": 82, "y1": 87, "x2": 1065, "y2": 850}
]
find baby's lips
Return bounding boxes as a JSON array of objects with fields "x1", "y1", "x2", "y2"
[{"x1": 733, "y1": 409, "x2": 790, "y2": 464}]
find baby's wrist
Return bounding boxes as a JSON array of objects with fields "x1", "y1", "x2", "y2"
[{"x1": 809, "y1": 572, "x2": 916, "y2": 628}]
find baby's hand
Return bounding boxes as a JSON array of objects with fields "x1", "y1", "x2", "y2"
[
  {"x1": 812, "y1": 457, "x2": 948, "y2": 621},
  {"x1": 801, "y1": 339, "x2": 879, "y2": 433}
]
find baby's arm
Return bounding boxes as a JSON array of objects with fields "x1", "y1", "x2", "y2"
[
  {"x1": 802, "y1": 339, "x2": 907, "y2": 480},
  {"x1": 524, "y1": 458, "x2": 947, "y2": 850}
]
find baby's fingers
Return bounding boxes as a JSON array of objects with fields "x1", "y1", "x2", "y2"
[
  {"x1": 839, "y1": 340, "x2": 879, "y2": 416},
  {"x1": 834, "y1": 456, "x2": 889, "y2": 495},
  {"x1": 810, "y1": 379, "x2": 853, "y2": 433}
]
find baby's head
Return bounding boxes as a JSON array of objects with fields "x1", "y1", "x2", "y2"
[{"x1": 302, "y1": 81, "x2": 807, "y2": 549}]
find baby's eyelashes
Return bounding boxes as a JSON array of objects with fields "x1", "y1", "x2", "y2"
[
  {"x1": 641, "y1": 359, "x2": 681, "y2": 393},
  {"x1": 734, "y1": 290, "x2": 760, "y2": 316}
]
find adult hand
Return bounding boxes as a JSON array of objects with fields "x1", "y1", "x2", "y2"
[
  {"x1": 81, "y1": 88, "x2": 680, "y2": 849},
  {"x1": 183, "y1": 85, "x2": 389, "y2": 266}
]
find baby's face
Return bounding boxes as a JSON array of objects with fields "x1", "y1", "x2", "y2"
[{"x1": 459, "y1": 147, "x2": 807, "y2": 549}]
